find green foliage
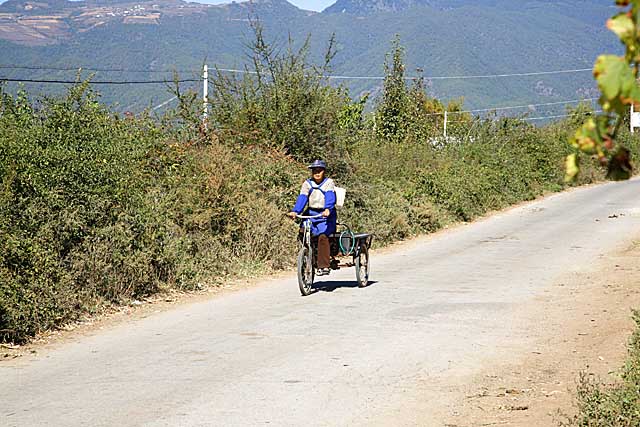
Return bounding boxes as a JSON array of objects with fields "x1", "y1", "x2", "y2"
[
  {"x1": 0, "y1": 82, "x2": 165, "y2": 341},
  {"x1": 376, "y1": 36, "x2": 409, "y2": 143},
  {"x1": 0, "y1": 82, "x2": 303, "y2": 343},
  {"x1": 409, "y1": 118, "x2": 588, "y2": 221},
  {"x1": 568, "y1": 0, "x2": 640, "y2": 181},
  {"x1": 208, "y1": 21, "x2": 347, "y2": 163},
  {"x1": 563, "y1": 310, "x2": 640, "y2": 426},
  {"x1": 373, "y1": 38, "x2": 474, "y2": 145},
  {"x1": 338, "y1": 94, "x2": 368, "y2": 133}
]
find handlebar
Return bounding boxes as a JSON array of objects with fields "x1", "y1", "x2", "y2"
[{"x1": 294, "y1": 214, "x2": 324, "y2": 219}]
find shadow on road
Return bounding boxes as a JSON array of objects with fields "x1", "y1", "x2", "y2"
[{"x1": 311, "y1": 280, "x2": 378, "y2": 293}]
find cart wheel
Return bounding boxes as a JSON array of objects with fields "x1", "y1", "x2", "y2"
[
  {"x1": 355, "y1": 246, "x2": 370, "y2": 288},
  {"x1": 297, "y1": 246, "x2": 314, "y2": 296}
]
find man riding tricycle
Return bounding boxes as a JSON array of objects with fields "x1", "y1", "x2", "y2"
[{"x1": 287, "y1": 160, "x2": 373, "y2": 296}]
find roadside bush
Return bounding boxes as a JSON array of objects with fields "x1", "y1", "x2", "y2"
[
  {"x1": 0, "y1": 84, "x2": 303, "y2": 343},
  {"x1": 0, "y1": 83, "x2": 164, "y2": 341},
  {"x1": 411, "y1": 110, "x2": 613, "y2": 222},
  {"x1": 563, "y1": 310, "x2": 640, "y2": 426}
]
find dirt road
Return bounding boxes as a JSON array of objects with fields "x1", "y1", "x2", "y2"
[{"x1": 4, "y1": 180, "x2": 640, "y2": 427}]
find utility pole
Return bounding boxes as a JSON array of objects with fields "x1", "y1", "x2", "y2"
[
  {"x1": 443, "y1": 111, "x2": 448, "y2": 139},
  {"x1": 203, "y1": 64, "x2": 208, "y2": 128}
]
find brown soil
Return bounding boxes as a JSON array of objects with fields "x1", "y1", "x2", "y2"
[{"x1": 442, "y1": 242, "x2": 640, "y2": 427}]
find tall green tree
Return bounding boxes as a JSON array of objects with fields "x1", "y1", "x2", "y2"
[{"x1": 376, "y1": 36, "x2": 409, "y2": 143}]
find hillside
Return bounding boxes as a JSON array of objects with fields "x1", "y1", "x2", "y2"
[
  {"x1": 0, "y1": 0, "x2": 621, "y2": 112},
  {"x1": 324, "y1": 0, "x2": 610, "y2": 16},
  {"x1": 324, "y1": 0, "x2": 430, "y2": 14}
]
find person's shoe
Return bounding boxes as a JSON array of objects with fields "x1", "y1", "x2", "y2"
[{"x1": 316, "y1": 268, "x2": 331, "y2": 276}]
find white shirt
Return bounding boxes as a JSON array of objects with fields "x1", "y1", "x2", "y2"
[{"x1": 300, "y1": 178, "x2": 335, "y2": 210}]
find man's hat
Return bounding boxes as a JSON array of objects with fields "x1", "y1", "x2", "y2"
[{"x1": 307, "y1": 159, "x2": 327, "y2": 170}]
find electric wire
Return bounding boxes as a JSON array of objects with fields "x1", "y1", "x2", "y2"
[
  {"x1": 0, "y1": 64, "x2": 258, "y2": 75},
  {"x1": 420, "y1": 98, "x2": 599, "y2": 118},
  {"x1": 0, "y1": 77, "x2": 200, "y2": 84},
  {"x1": 151, "y1": 95, "x2": 178, "y2": 111},
  {"x1": 0, "y1": 64, "x2": 603, "y2": 119},
  {"x1": 525, "y1": 110, "x2": 603, "y2": 121},
  {"x1": 0, "y1": 64, "x2": 593, "y2": 81},
  {"x1": 0, "y1": 65, "x2": 192, "y2": 73},
  {"x1": 326, "y1": 67, "x2": 593, "y2": 81},
  {"x1": 450, "y1": 97, "x2": 598, "y2": 115}
]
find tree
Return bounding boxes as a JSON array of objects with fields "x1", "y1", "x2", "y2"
[{"x1": 376, "y1": 36, "x2": 409, "y2": 143}]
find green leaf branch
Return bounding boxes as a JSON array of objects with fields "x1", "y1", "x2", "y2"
[{"x1": 567, "y1": 0, "x2": 640, "y2": 181}]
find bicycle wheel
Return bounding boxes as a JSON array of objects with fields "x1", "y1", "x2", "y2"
[
  {"x1": 297, "y1": 246, "x2": 314, "y2": 296},
  {"x1": 355, "y1": 245, "x2": 370, "y2": 288}
]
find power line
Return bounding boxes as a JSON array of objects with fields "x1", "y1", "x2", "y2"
[
  {"x1": 525, "y1": 110, "x2": 603, "y2": 121},
  {"x1": 327, "y1": 67, "x2": 593, "y2": 81},
  {"x1": 1, "y1": 65, "x2": 601, "y2": 119},
  {"x1": 0, "y1": 77, "x2": 200, "y2": 85},
  {"x1": 0, "y1": 64, "x2": 593, "y2": 81},
  {"x1": 3, "y1": 74, "x2": 598, "y2": 117},
  {"x1": 424, "y1": 68, "x2": 593, "y2": 81},
  {"x1": 0, "y1": 65, "x2": 195, "y2": 73},
  {"x1": 151, "y1": 96, "x2": 178, "y2": 111},
  {"x1": 0, "y1": 64, "x2": 259, "y2": 78},
  {"x1": 526, "y1": 114, "x2": 573, "y2": 121},
  {"x1": 452, "y1": 97, "x2": 599, "y2": 115},
  {"x1": 448, "y1": 109, "x2": 602, "y2": 127},
  {"x1": 422, "y1": 98, "x2": 598, "y2": 118},
  {"x1": 0, "y1": 64, "x2": 259, "y2": 75}
]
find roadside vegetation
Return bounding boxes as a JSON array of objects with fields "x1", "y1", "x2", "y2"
[
  {"x1": 563, "y1": 311, "x2": 640, "y2": 426},
  {"x1": 1, "y1": 29, "x2": 639, "y2": 344}
]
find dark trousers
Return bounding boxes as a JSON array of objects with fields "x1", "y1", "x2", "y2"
[{"x1": 317, "y1": 235, "x2": 330, "y2": 269}]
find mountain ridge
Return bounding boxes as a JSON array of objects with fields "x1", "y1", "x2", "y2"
[
  {"x1": 323, "y1": 0, "x2": 608, "y2": 15},
  {"x1": 0, "y1": 0, "x2": 619, "y2": 112}
]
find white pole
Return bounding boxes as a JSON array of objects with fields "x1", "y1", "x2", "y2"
[
  {"x1": 443, "y1": 111, "x2": 448, "y2": 139},
  {"x1": 631, "y1": 103, "x2": 635, "y2": 134},
  {"x1": 203, "y1": 64, "x2": 208, "y2": 128}
]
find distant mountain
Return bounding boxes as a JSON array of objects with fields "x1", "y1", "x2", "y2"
[
  {"x1": 0, "y1": 0, "x2": 74, "y2": 12},
  {"x1": 324, "y1": 0, "x2": 431, "y2": 14},
  {"x1": 0, "y1": 0, "x2": 620, "y2": 113},
  {"x1": 323, "y1": 0, "x2": 612, "y2": 16}
]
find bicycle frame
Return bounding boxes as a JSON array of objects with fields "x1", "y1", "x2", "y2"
[
  {"x1": 302, "y1": 218, "x2": 313, "y2": 262},
  {"x1": 296, "y1": 214, "x2": 322, "y2": 264}
]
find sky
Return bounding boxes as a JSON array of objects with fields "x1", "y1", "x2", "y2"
[{"x1": 201, "y1": 0, "x2": 337, "y2": 12}]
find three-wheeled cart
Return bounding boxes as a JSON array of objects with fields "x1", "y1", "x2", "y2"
[{"x1": 296, "y1": 216, "x2": 373, "y2": 296}]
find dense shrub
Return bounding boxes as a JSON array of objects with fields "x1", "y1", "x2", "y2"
[
  {"x1": 415, "y1": 118, "x2": 565, "y2": 221},
  {"x1": 208, "y1": 22, "x2": 348, "y2": 163},
  {"x1": 0, "y1": 84, "x2": 303, "y2": 343},
  {"x1": 0, "y1": 84, "x2": 165, "y2": 340}
]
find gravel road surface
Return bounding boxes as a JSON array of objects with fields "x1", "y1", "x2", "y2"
[{"x1": 4, "y1": 180, "x2": 640, "y2": 426}]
